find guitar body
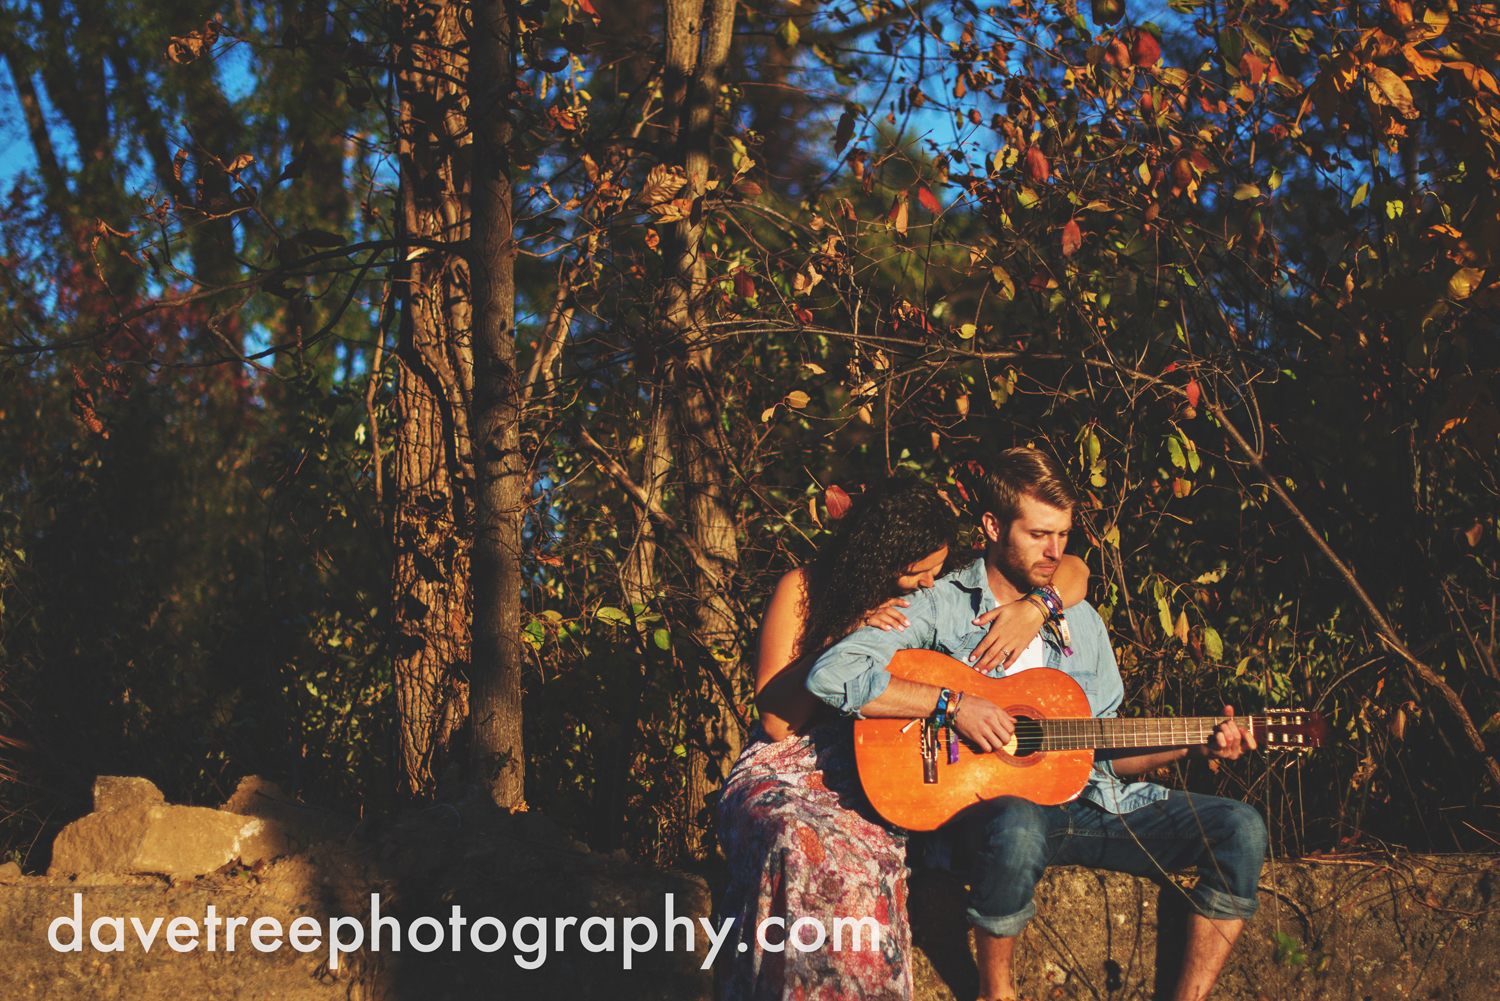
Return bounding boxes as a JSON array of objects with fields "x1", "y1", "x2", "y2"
[{"x1": 854, "y1": 650, "x2": 1096, "y2": 831}]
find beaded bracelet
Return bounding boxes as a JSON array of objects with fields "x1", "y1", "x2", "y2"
[{"x1": 1026, "y1": 583, "x2": 1074, "y2": 655}]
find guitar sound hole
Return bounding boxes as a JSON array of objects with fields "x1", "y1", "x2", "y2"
[{"x1": 1011, "y1": 717, "x2": 1044, "y2": 757}]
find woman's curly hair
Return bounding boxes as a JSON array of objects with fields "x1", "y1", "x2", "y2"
[{"x1": 799, "y1": 477, "x2": 959, "y2": 654}]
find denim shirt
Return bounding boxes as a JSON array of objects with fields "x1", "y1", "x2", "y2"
[{"x1": 805, "y1": 556, "x2": 1169, "y2": 815}]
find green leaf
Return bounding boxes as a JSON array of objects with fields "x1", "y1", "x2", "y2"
[
  {"x1": 1157, "y1": 595, "x2": 1173, "y2": 637},
  {"x1": 652, "y1": 628, "x2": 671, "y2": 650},
  {"x1": 595, "y1": 606, "x2": 632, "y2": 626},
  {"x1": 1203, "y1": 626, "x2": 1224, "y2": 661},
  {"x1": 1233, "y1": 183, "x2": 1261, "y2": 201},
  {"x1": 1167, "y1": 437, "x2": 1187, "y2": 468},
  {"x1": 775, "y1": 18, "x2": 800, "y2": 49},
  {"x1": 1218, "y1": 27, "x2": 1243, "y2": 66}
]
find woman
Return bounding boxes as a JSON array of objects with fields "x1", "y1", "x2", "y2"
[{"x1": 716, "y1": 478, "x2": 1088, "y2": 1001}]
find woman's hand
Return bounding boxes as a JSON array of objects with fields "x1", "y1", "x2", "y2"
[
  {"x1": 857, "y1": 597, "x2": 912, "y2": 632},
  {"x1": 966, "y1": 598, "x2": 1047, "y2": 674}
]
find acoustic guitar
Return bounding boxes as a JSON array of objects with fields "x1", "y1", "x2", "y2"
[{"x1": 853, "y1": 649, "x2": 1329, "y2": 831}]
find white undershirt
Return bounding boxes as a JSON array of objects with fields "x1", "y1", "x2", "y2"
[{"x1": 1003, "y1": 634, "x2": 1047, "y2": 674}]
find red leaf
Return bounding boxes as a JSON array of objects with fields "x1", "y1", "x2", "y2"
[
  {"x1": 1162, "y1": 361, "x2": 1179, "y2": 374},
  {"x1": 1239, "y1": 51, "x2": 1267, "y2": 85},
  {"x1": 1185, "y1": 378, "x2": 1201, "y2": 409},
  {"x1": 1023, "y1": 147, "x2": 1051, "y2": 184},
  {"x1": 918, "y1": 185, "x2": 942, "y2": 214},
  {"x1": 1131, "y1": 30, "x2": 1161, "y2": 67},
  {"x1": 825, "y1": 484, "x2": 852, "y2": 520},
  {"x1": 794, "y1": 307, "x2": 814, "y2": 324},
  {"x1": 1061, "y1": 219, "x2": 1083, "y2": 256},
  {"x1": 734, "y1": 271, "x2": 755, "y2": 298}
]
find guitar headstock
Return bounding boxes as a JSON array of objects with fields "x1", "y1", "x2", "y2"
[{"x1": 1259, "y1": 709, "x2": 1330, "y2": 752}]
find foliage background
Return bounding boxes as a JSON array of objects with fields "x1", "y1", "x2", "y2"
[{"x1": 0, "y1": 0, "x2": 1497, "y2": 865}]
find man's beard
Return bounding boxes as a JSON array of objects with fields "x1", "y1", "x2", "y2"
[{"x1": 992, "y1": 541, "x2": 1056, "y2": 593}]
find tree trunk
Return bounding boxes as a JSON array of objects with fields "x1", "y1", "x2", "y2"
[
  {"x1": 390, "y1": 0, "x2": 475, "y2": 799},
  {"x1": 468, "y1": 0, "x2": 526, "y2": 808},
  {"x1": 662, "y1": 0, "x2": 745, "y2": 856}
]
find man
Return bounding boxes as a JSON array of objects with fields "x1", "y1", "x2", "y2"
[{"x1": 806, "y1": 447, "x2": 1266, "y2": 1001}]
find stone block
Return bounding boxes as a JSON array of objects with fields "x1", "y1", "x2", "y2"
[
  {"x1": 91, "y1": 776, "x2": 165, "y2": 813},
  {"x1": 49, "y1": 803, "x2": 269, "y2": 877},
  {"x1": 219, "y1": 775, "x2": 354, "y2": 858}
]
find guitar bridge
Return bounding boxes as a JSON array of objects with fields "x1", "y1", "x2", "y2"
[{"x1": 921, "y1": 721, "x2": 938, "y2": 784}]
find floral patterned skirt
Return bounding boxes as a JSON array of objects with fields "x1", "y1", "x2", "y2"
[{"x1": 715, "y1": 718, "x2": 911, "y2": 1001}]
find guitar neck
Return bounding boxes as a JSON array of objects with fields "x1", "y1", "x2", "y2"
[{"x1": 1031, "y1": 716, "x2": 1258, "y2": 751}]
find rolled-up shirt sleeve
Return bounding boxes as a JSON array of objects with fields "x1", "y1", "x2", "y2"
[{"x1": 806, "y1": 591, "x2": 940, "y2": 716}]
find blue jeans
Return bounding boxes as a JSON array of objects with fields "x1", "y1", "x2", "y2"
[{"x1": 960, "y1": 791, "x2": 1267, "y2": 937}]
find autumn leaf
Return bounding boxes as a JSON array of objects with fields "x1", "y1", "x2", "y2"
[
  {"x1": 167, "y1": 20, "x2": 220, "y2": 64},
  {"x1": 825, "y1": 484, "x2": 852, "y2": 520},
  {"x1": 792, "y1": 259, "x2": 823, "y2": 295},
  {"x1": 1366, "y1": 66, "x2": 1418, "y2": 118},
  {"x1": 1448, "y1": 267, "x2": 1484, "y2": 300},
  {"x1": 1023, "y1": 147, "x2": 1050, "y2": 185},
  {"x1": 1185, "y1": 379, "x2": 1201, "y2": 410},
  {"x1": 786, "y1": 390, "x2": 810, "y2": 409},
  {"x1": 733, "y1": 271, "x2": 755, "y2": 298},
  {"x1": 1447, "y1": 61, "x2": 1500, "y2": 96},
  {"x1": 1402, "y1": 44, "x2": 1442, "y2": 79},
  {"x1": 1239, "y1": 51, "x2": 1267, "y2": 85},
  {"x1": 918, "y1": 185, "x2": 942, "y2": 214},
  {"x1": 1061, "y1": 218, "x2": 1083, "y2": 256},
  {"x1": 224, "y1": 153, "x2": 256, "y2": 176},
  {"x1": 636, "y1": 164, "x2": 689, "y2": 206},
  {"x1": 890, "y1": 195, "x2": 909, "y2": 236},
  {"x1": 1131, "y1": 29, "x2": 1161, "y2": 67},
  {"x1": 991, "y1": 265, "x2": 1016, "y2": 301},
  {"x1": 647, "y1": 197, "x2": 695, "y2": 223}
]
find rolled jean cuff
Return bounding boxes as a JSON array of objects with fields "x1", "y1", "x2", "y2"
[
  {"x1": 1190, "y1": 884, "x2": 1259, "y2": 922},
  {"x1": 965, "y1": 900, "x2": 1035, "y2": 937}
]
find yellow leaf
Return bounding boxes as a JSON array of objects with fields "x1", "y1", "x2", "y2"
[
  {"x1": 991, "y1": 265, "x2": 1016, "y2": 301},
  {"x1": 760, "y1": 406, "x2": 778, "y2": 422},
  {"x1": 802, "y1": 362, "x2": 826, "y2": 375},
  {"x1": 1174, "y1": 610, "x2": 1190, "y2": 645},
  {"x1": 959, "y1": 323, "x2": 977, "y2": 339},
  {"x1": 1448, "y1": 267, "x2": 1484, "y2": 300},
  {"x1": 1366, "y1": 66, "x2": 1417, "y2": 118},
  {"x1": 1103, "y1": 523, "x2": 1121, "y2": 547},
  {"x1": 786, "y1": 390, "x2": 811, "y2": 408},
  {"x1": 1402, "y1": 44, "x2": 1442, "y2": 80}
]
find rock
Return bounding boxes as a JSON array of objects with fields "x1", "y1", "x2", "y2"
[
  {"x1": 91, "y1": 776, "x2": 165, "y2": 813},
  {"x1": 49, "y1": 801, "x2": 272, "y2": 877},
  {"x1": 219, "y1": 775, "x2": 355, "y2": 858},
  {"x1": 0, "y1": 861, "x2": 20, "y2": 882}
]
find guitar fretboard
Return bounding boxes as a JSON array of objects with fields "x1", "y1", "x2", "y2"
[{"x1": 1020, "y1": 716, "x2": 1260, "y2": 751}]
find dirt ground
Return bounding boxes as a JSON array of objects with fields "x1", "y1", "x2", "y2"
[{"x1": 2, "y1": 786, "x2": 1496, "y2": 1000}]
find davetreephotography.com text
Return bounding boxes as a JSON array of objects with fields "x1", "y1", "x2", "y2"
[{"x1": 47, "y1": 893, "x2": 883, "y2": 970}]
